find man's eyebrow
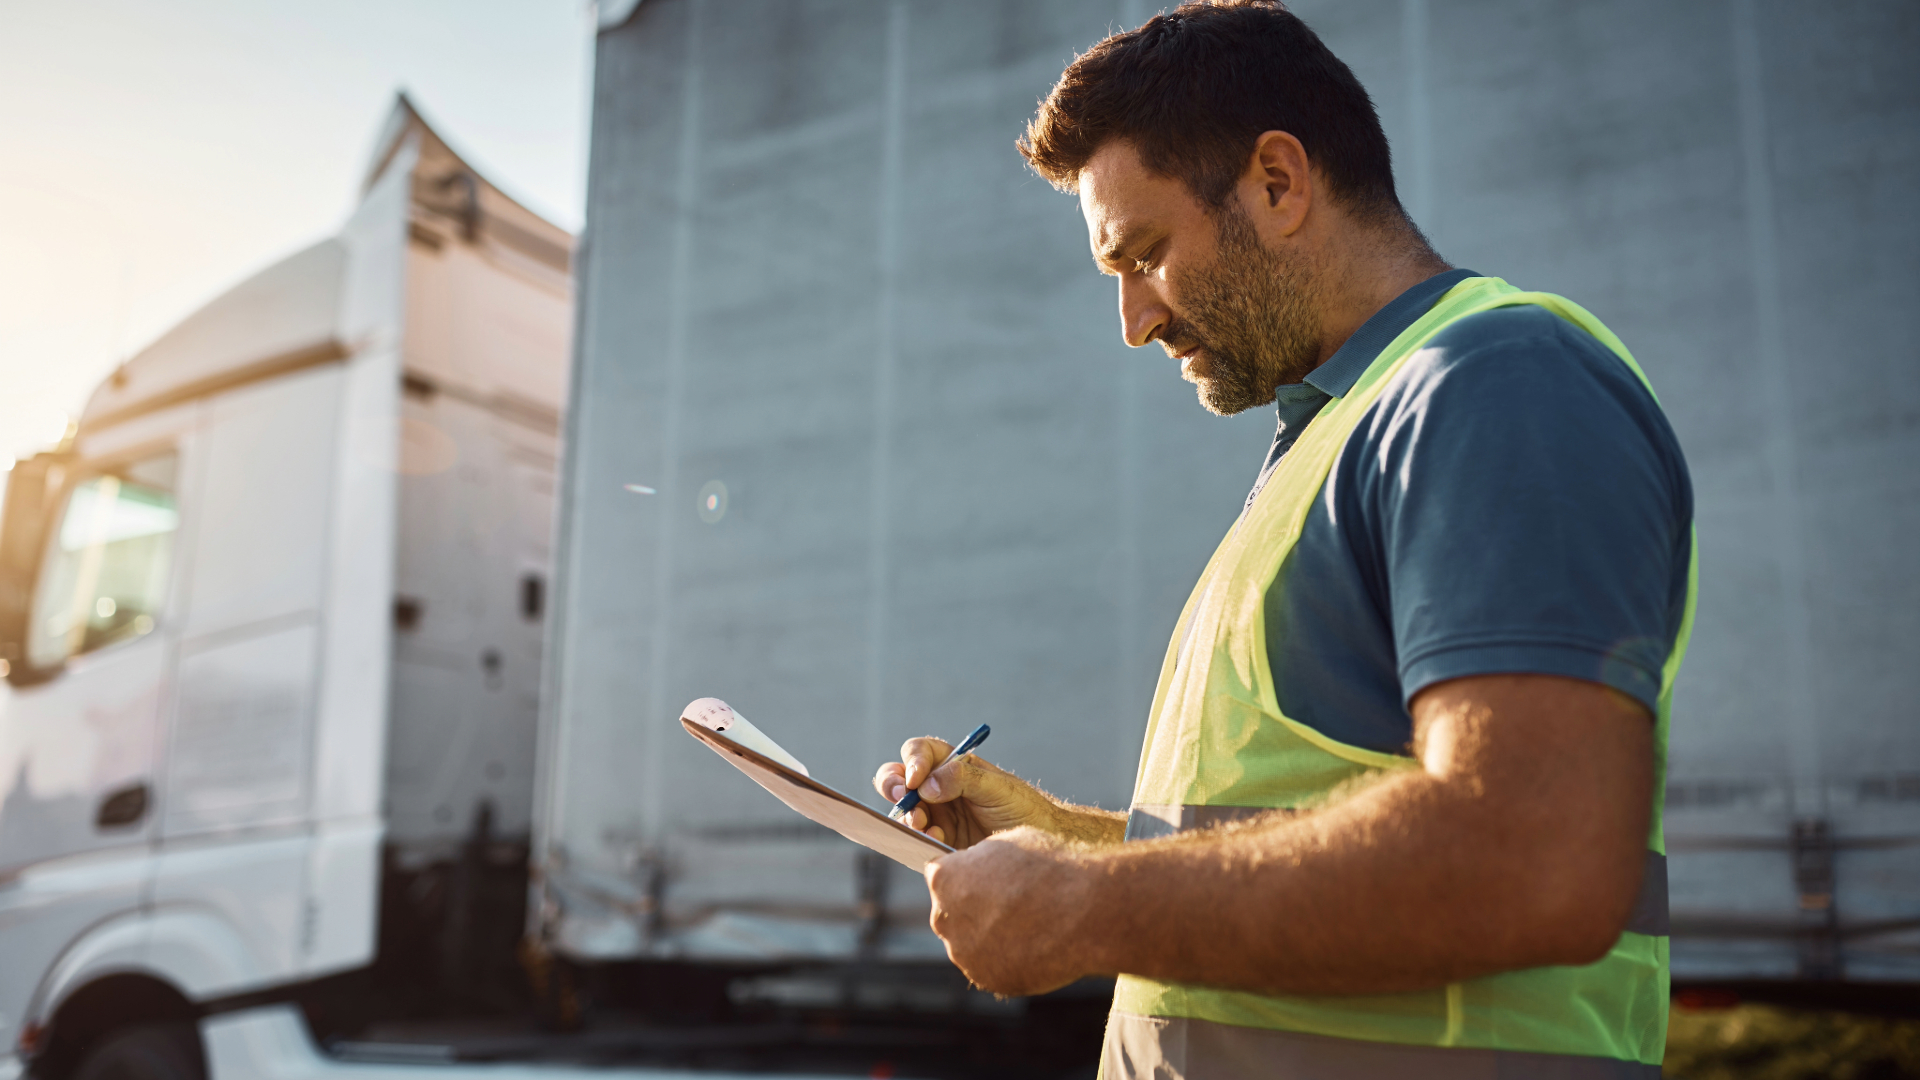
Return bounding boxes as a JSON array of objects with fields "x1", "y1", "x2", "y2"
[{"x1": 1091, "y1": 228, "x2": 1143, "y2": 273}]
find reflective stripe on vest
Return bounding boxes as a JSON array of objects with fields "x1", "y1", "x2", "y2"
[
  {"x1": 1104, "y1": 1014, "x2": 1664, "y2": 1080},
  {"x1": 1104, "y1": 277, "x2": 1698, "y2": 1080}
]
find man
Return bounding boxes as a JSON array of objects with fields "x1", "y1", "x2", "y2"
[{"x1": 873, "y1": 3, "x2": 1695, "y2": 1077}]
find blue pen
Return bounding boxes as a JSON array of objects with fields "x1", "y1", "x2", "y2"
[{"x1": 890, "y1": 723, "x2": 991, "y2": 822}]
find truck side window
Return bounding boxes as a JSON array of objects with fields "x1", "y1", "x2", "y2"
[{"x1": 27, "y1": 451, "x2": 179, "y2": 668}]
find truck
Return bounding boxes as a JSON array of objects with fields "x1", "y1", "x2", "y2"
[
  {"x1": 0, "y1": 90, "x2": 1094, "y2": 1080},
  {"x1": 2, "y1": 2, "x2": 1916, "y2": 1079},
  {"x1": 0, "y1": 96, "x2": 587, "y2": 1078}
]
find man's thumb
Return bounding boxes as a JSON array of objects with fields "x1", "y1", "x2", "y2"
[{"x1": 922, "y1": 754, "x2": 977, "y2": 802}]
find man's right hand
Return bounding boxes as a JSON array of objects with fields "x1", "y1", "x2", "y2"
[{"x1": 873, "y1": 738, "x2": 1058, "y2": 849}]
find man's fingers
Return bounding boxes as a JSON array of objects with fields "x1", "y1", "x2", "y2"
[{"x1": 873, "y1": 762, "x2": 906, "y2": 801}]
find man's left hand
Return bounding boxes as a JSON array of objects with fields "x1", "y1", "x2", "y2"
[{"x1": 924, "y1": 826, "x2": 1099, "y2": 996}]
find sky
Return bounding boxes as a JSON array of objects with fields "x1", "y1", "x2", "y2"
[{"x1": 0, "y1": 0, "x2": 593, "y2": 466}]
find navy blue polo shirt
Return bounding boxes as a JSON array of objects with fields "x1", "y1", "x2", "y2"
[{"x1": 1253, "y1": 270, "x2": 1693, "y2": 755}]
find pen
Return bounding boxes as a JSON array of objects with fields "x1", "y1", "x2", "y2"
[{"x1": 889, "y1": 723, "x2": 990, "y2": 823}]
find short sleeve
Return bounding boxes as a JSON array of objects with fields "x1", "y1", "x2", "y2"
[{"x1": 1346, "y1": 305, "x2": 1693, "y2": 713}]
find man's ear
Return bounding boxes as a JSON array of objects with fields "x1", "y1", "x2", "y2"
[{"x1": 1244, "y1": 130, "x2": 1314, "y2": 238}]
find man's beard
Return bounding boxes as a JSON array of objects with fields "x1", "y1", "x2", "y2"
[{"x1": 1163, "y1": 204, "x2": 1321, "y2": 417}]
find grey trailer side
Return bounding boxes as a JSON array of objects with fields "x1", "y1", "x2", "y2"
[{"x1": 539, "y1": 0, "x2": 1920, "y2": 986}]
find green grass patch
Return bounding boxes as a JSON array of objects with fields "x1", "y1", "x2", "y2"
[{"x1": 1665, "y1": 1003, "x2": 1920, "y2": 1079}]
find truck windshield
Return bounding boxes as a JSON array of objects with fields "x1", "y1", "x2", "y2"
[{"x1": 27, "y1": 451, "x2": 178, "y2": 669}]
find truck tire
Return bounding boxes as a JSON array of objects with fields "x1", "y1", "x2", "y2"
[{"x1": 71, "y1": 1022, "x2": 207, "y2": 1080}]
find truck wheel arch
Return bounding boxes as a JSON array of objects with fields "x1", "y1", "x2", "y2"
[
  {"x1": 26, "y1": 907, "x2": 268, "y2": 1076},
  {"x1": 35, "y1": 976, "x2": 199, "y2": 1080}
]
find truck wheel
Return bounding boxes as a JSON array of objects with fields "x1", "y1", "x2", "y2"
[{"x1": 72, "y1": 1022, "x2": 206, "y2": 1080}]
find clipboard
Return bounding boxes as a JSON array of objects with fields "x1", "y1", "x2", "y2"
[{"x1": 681, "y1": 714, "x2": 954, "y2": 871}]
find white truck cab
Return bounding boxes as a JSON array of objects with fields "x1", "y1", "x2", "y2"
[{"x1": 0, "y1": 97, "x2": 573, "y2": 1080}]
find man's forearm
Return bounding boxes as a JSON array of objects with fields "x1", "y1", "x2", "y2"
[
  {"x1": 1033, "y1": 676, "x2": 1655, "y2": 996},
  {"x1": 1068, "y1": 771, "x2": 1607, "y2": 994},
  {"x1": 1070, "y1": 771, "x2": 1489, "y2": 993},
  {"x1": 1037, "y1": 798, "x2": 1128, "y2": 846},
  {"x1": 1071, "y1": 762, "x2": 1648, "y2": 996}
]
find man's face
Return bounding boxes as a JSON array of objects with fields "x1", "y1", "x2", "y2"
[{"x1": 1079, "y1": 141, "x2": 1322, "y2": 416}]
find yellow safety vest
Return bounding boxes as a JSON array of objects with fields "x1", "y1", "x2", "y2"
[{"x1": 1103, "y1": 277, "x2": 1698, "y2": 1079}]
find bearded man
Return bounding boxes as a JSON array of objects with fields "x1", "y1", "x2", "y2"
[{"x1": 873, "y1": 2, "x2": 1695, "y2": 1077}]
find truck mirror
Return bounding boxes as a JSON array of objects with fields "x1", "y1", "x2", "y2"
[{"x1": 0, "y1": 452, "x2": 65, "y2": 685}]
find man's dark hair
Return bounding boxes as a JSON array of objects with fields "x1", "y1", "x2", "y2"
[{"x1": 1019, "y1": 1, "x2": 1404, "y2": 222}]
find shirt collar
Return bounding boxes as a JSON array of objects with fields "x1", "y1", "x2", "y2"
[{"x1": 1301, "y1": 268, "x2": 1479, "y2": 399}]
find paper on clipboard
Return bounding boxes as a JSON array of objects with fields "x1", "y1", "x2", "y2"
[{"x1": 681, "y1": 698, "x2": 954, "y2": 871}]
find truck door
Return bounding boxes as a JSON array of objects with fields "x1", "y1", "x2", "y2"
[
  {"x1": 0, "y1": 440, "x2": 185, "y2": 1030},
  {"x1": 152, "y1": 367, "x2": 343, "y2": 983},
  {"x1": 0, "y1": 446, "x2": 182, "y2": 868}
]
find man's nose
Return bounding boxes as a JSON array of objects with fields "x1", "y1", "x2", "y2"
[{"x1": 1118, "y1": 273, "x2": 1169, "y2": 349}]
